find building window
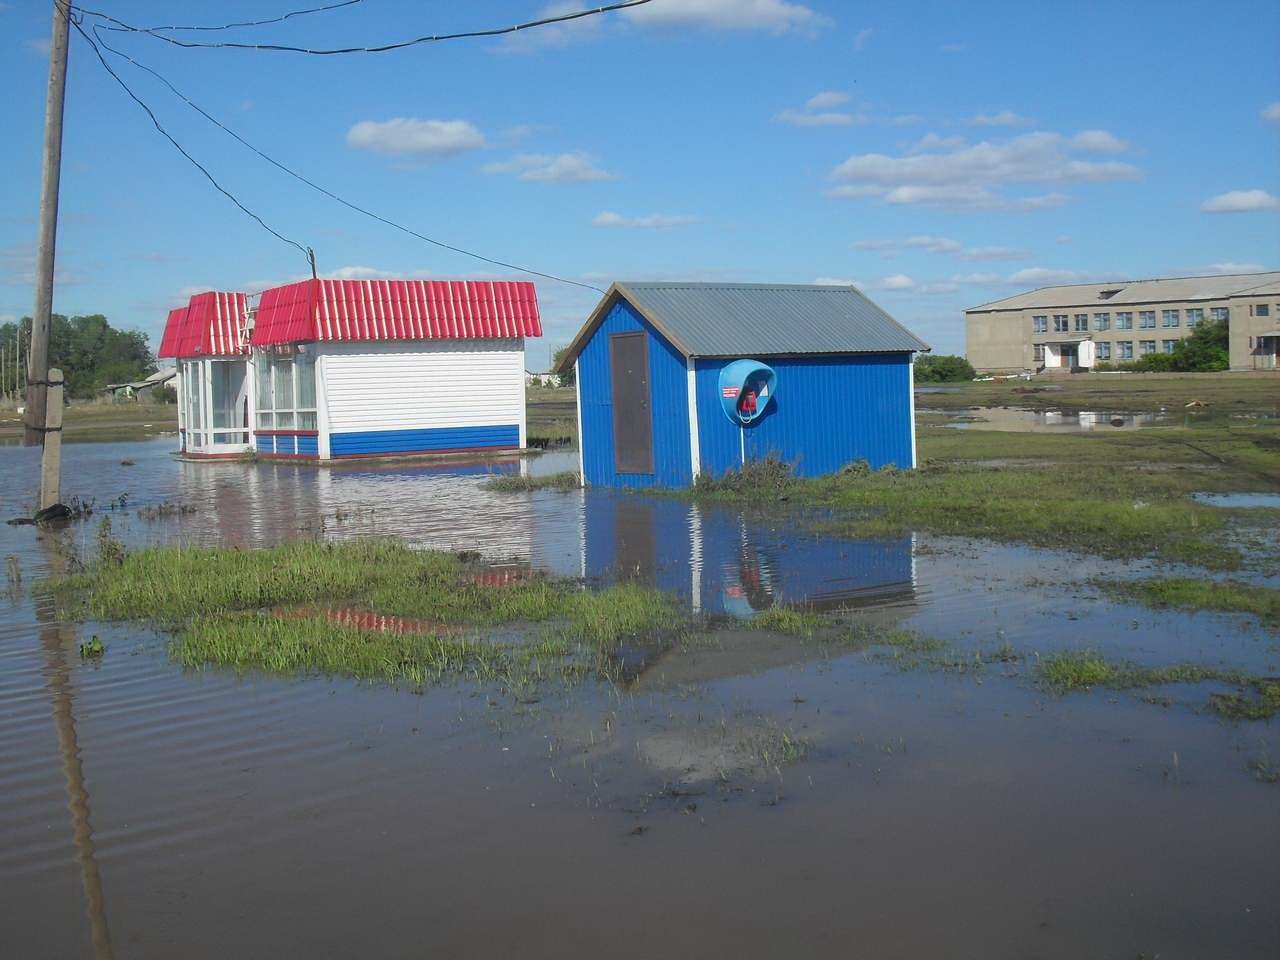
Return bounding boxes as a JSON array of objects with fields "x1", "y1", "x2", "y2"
[
  {"x1": 1033, "y1": 343, "x2": 1045, "y2": 362},
  {"x1": 1185, "y1": 308, "x2": 1203, "y2": 328},
  {"x1": 1074, "y1": 313, "x2": 1089, "y2": 332},
  {"x1": 1161, "y1": 339, "x2": 1177, "y2": 353},
  {"x1": 1252, "y1": 303, "x2": 1271, "y2": 317},
  {"x1": 1032, "y1": 315, "x2": 1048, "y2": 333},
  {"x1": 1114, "y1": 312, "x2": 1132, "y2": 330},
  {"x1": 1117, "y1": 341, "x2": 1133, "y2": 360},
  {"x1": 1211, "y1": 307, "x2": 1229, "y2": 322},
  {"x1": 1161, "y1": 309, "x2": 1179, "y2": 327},
  {"x1": 255, "y1": 350, "x2": 317, "y2": 430},
  {"x1": 1139, "y1": 311, "x2": 1156, "y2": 328},
  {"x1": 1093, "y1": 312, "x2": 1110, "y2": 331},
  {"x1": 1053, "y1": 315, "x2": 1070, "y2": 332},
  {"x1": 1139, "y1": 340, "x2": 1156, "y2": 356},
  {"x1": 1096, "y1": 342, "x2": 1111, "y2": 360}
]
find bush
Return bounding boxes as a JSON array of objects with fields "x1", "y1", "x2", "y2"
[
  {"x1": 914, "y1": 354, "x2": 976, "y2": 383},
  {"x1": 1093, "y1": 321, "x2": 1229, "y2": 374},
  {"x1": 151, "y1": 384, "x2": 177, "y2": 404}
]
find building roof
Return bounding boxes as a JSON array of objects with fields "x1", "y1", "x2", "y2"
[
  {"x1": 965, "y1": 272, "x2": 1280, "y2": 313},
  {"x1": 251, "y1": 278, "x2": 542, "y2": 347},
  {"x1": 556, "y1": 281, "x2": 928, "y2": 371},
  {"x1": 105, "y1": 367, "x2": 177, "y2": 392},
  {"x1": 157, "y1": 292, "x2": 249, "y2": 358}
]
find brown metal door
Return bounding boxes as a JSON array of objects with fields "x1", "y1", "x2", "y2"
[{"x1": 609, "y1": 332, "x2": 654, "y2": 474}]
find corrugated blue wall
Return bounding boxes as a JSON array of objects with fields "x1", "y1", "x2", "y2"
[
  {"x1": 578, "y1": 298, "x2": 692, "y2": 487},
  {"x1": 694, "y1": 353, "x2": 913, "y2": 478}
]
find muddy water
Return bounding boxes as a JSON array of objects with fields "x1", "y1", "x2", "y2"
[{"x1": 2, "y1": 439, "x2": 1278, "y2": 958}]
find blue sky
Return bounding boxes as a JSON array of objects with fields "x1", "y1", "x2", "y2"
[{"x1": 2, "y1": 0, "x2": 1277, "y2": 367}]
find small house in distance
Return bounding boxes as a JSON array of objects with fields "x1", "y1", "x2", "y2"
[{"x1": 555, "y1": 281, "x2": 929, "y2": 488}]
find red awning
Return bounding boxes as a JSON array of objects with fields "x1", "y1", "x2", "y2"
[
  {"x1": 251, "y1": 279, "x2": 542, "y2": 347},
  {"x1": 156, "y1": 291, "x2": 249, "y2": 359}
]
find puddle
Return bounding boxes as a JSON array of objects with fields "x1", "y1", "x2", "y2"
[
  {"x1": 1193, "y1": 492, "x2": 1280, "y2": 509},
  {"x1": 933, "y1": 406, "x2": 1169, "y2": 432},
  {"x1": 2, "y1": 437, "x2": 1277, "y2": 958}
]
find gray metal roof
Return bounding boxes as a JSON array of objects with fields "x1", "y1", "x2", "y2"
[
  {"x1": 965, "y1": 271, "x2": 1280, "y2": 313},
  {"x1": 558, "y1": 282, "x2": 928, "y2": 369}
]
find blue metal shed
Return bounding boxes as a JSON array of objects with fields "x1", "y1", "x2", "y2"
[{"x1": 556, "y1": 282, "x2": 930, "y2": 488}]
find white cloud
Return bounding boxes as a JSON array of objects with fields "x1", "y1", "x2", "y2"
[
  {"x1": 1204, "y1": 262, "x2": 1267, "y2": 275},
  {"x1": 951, "y1": 272, "x2": 1005, "y2": 286},
  {"x1": 855, "y1": 235, "x2": 1028, "y2": 261},
  {"x1": 1007, "y1": 267, "x2": 1102, "y2": 286},
  {"x1": 1200, "y1": 189, "x2": 1279, "y2": 213},
  {"x1": 1071, "y1": 129, "x2": 1129, "y2": 153},
  {"x1": 806, "y1": 90, "x2": 849, "y2": 110},
  {"x1": 776, "y1": 108, "x2": 857, "y2": 127},
  {"x1": 968, "y1": 110, "x2": 1032, "y2": 127},
  {"x1": 25, "y1": 37, "x2": 51, "y2": 56},
  {"x1": 853, "y1": 27, "x2": 873, "y2": 51},
  {"x1": 889, "y1": 114, "x2": 924, "y2": 126},
  {"x1": 830, "y1": 131, "x2": 1140, "y2": 210},
  {"x1": 621, "y1": 0, "x2": 828, "y2": 33},
  {"x1": 592, "y1": 210, "x2": 701, "y2": 229},
  {"x1": 939, "y1": 42, "x2": 966, "y2": 53},
  {"x1": 876, "y1": 273, "x2": 915, "y2": 290},
  {"x1": 346, "y1": 118, "x2": 485, "y2": 158},
  {"x1": 906, "y1": 132, "x2": 965, "y2": 152},
  {"x1": 483, "y1": 152, "x2": 615, "y2": 183},
  {"x1": 1262, "y1": 102, "x2": 1280, "y2": 122},
  {"x1": 813, "y1": 277, "x2": 859, "y2": 286},
  {"x1": 324, "y1": 265, "x2": 397, "y2": 280},
  {"x1": 776, "y1": 90, "x2": 862, "y2": 126},
  {"x1": 496, "y1": 2, "x2": 606, "y2": 53}
]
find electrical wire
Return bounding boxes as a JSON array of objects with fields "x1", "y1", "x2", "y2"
[
  {"x1": 68, "y1": 12, "x2": 312, "y2": 265},
  {"x1": 74, "y1": 0, "x2": 653, "y2": 54},
  {"x1": 105, "y1": 0, "x2": 365, "y2": 34},
  {"x1": 86, "y1": 21, "x2": 603, "y2": 292}
]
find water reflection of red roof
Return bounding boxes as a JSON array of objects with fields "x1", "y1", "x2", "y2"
[
  {"x1": 157, "y1": 292, "x2": 249, "y2": 358},
  {"x1": 251, "y1": 278, "x2": 542, "y2": 346}
]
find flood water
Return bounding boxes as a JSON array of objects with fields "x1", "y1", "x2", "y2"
[
  {"x1": 935, "y1": 406, "x2": 1169, "y2": 432},
  {"x1": 2, "y1": 439, "x2": 1278, "y2": 958}
]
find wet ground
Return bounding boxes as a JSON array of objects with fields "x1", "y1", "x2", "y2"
[{"x1": 2, "y1": 439, "x2": 1278, "y2": 958}]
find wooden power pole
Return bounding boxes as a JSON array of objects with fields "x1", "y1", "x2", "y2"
[{"x1": 25, "y1": 0, "x2": 72, "y2": 448}]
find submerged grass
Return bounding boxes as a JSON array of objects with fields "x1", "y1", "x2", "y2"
[
  {"x1": 1100, "y1": 577, "x2": 1280, "y2": 628},
  {"x1": 1038, "y1": 650, "x2": 1280, "y2": 721},
  {"x1": 53, "y1": 538, "x2": 680, "y2": 690},
  {"x1": 683, "y1": 424, "x2": 1280, "y2": 570},
  {"x1": 481, "y1": 471, "x2": 580, "y2": 493}
]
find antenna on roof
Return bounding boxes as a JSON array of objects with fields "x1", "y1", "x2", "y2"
[{"x1": 307, "y1": 246, "x2": 317, "y2": 279}]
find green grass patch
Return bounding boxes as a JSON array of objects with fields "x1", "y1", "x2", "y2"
[
  {"x1": 482, "y1": 471, "x2": 580, "y2": 493},
  {"x1": 1038, "y1": 650, "x2": 1279, "y2": 721},
  {"x1": 680, "y1": 426, "x2": 1280, "y2": 569},
  {"x1": 750, "y1": 606, "x2": 825, "y2": 636},
  {"x1": 1101, "y1": 577, "x2": 1280, "y2": 628},
  {"x1": 50, "y1": 538, "x2": 690, "y2": 691}
]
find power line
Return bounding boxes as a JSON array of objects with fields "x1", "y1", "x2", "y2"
[
  {"x1": 74, "y1": 0, "x2": 653, "y2": 55},
  {"x1": 89, "y1": 23, "x2": 603, "y2": 293},
  {"x1": 69, "y1": 12, "x2": 311, "y2": 265},
  {"x1": 111, "y1": 0, "x2": 365, "y2": 34}
]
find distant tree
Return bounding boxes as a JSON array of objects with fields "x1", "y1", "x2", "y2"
[
  {"x1": 914, "y1": 354, "x2": 976, "y2": 383},
  {"x1": 6, "y1": 313, "x2": 156, "y2": 399},
  {"x1": 151, "y1": 383, "x2": 177, "y2": 404},
  {"x1": 552, "y1": 345, "x2": 575, "y2": 387}
]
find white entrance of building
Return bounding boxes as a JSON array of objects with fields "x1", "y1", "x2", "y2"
[
  {"x1": 178, "y1": 358, "x2": 251, "y2": 456},
  {"x1": 1043, "y1": 339, "x2": 1094, "y2": 370}
]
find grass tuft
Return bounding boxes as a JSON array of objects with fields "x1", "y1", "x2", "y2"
[
  {"x1": 1102, "y1": 577, "x2": 1280, "y2": 628},
  {"x1": 482, "y1": 471, "x2": 580, "y2": 493}
]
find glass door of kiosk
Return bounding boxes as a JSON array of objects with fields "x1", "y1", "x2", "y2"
[{"x1": 181, "y1": 358, "x2": 250, "y2": 455}]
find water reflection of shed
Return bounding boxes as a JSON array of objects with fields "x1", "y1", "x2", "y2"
[{"x1": 578, "y1": 495, "x2": 915, "y2": 617}]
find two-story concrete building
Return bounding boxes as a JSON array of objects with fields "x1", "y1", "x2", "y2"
[{"x1": 965, "y1": 272, "x2": 1280, "y2": 374}]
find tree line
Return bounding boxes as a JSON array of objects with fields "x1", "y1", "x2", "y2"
[{"x1": 0, "y1": 314, "x2": 156, "y2": 401}]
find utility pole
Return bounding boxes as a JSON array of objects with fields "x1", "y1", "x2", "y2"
[{"x1": 25, "y1": 0, "x2": 72, "y2": 446}]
